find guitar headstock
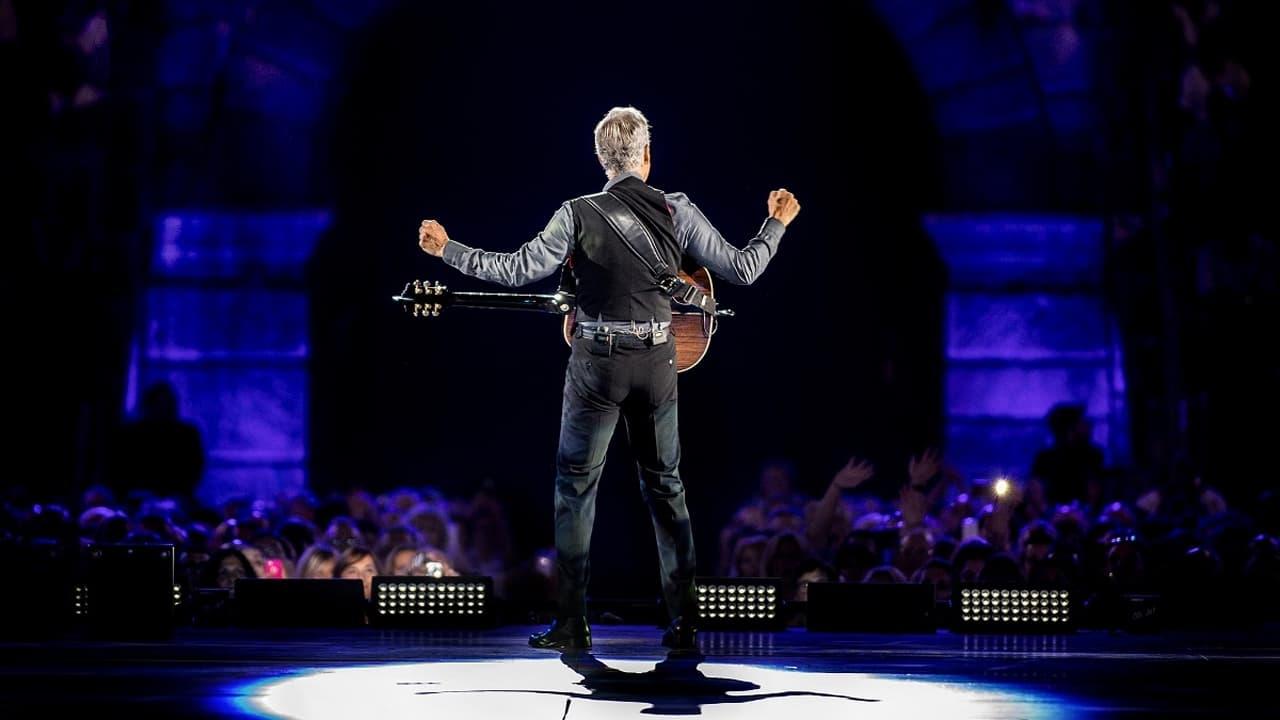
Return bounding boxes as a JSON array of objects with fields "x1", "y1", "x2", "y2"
[{"x1": 393, "y1": 280, "x2": 450, "y2": 318}]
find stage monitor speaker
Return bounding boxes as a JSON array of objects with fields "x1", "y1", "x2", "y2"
[
  {"x1": 79, "y1": 543, "x2": 175, "y2": 639},
  {"x1": 234, "y1": 579, "x2": 366, "y2": 627},
  {"x1": 806, "y1": 582, "x2": 936, "y2": 633}
]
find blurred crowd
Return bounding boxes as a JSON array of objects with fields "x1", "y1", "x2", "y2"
[
  {"x1": 3, "y1": 396, "x2": 1278, "y2": 627},
  {"x1": 713, "y1": 403, "x2": 1279, "y2": 623},
  {"x1": 2, "y1": 477, "x2": 554, "y2": 613}
]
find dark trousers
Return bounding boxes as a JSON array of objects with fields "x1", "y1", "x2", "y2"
[{"x1": 554, "y1": 333, "x2": 697, "y2": 621}]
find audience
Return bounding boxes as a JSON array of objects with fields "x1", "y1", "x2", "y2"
[
  {"x1": 8, "y1": 396, "x2": 1263, "y2": 629},
  {"x1": 297, "y1": 545, "x2": 338, "y2": 580},
  {"x1": 333, "y1": 545, "x2": 379, "y2": 600}
]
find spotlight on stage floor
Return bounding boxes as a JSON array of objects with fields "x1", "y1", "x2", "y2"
[
  {"x1": 77, "y1": 543, "x2": 175, "y2": 639},
  {"x1": 371, "y1": 576, "x2": 494, "y2": 627},
  {"x1": 955, "y1": 586, "x2": 1075, "y2": 633},
  {"x1": 806, "y1": 582, "x2": 936, "y2": 633},
  {"x1": 694, "y1": 577, "x2": 785, "y2": 630}
]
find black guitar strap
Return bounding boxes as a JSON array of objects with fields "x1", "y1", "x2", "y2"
[{"x1": 581, "y1": 192, "x2": 719, "y2": 316}]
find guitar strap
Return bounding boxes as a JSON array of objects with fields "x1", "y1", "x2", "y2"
[{"x1": 581, "y1": 192, "x2": 719, "y2": 316}]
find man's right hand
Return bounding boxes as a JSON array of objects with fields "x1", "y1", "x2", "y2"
[{"x1": 768, "y1": 189, "x2": 801, "y2": 227}]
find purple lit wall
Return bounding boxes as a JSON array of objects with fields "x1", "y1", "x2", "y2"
[
  {"x1": 127, "y1": 211, "x2": 330, "y2": 506},
  {"x1": 930, "y1": 214, "x2": 1129, "y2": 479}
]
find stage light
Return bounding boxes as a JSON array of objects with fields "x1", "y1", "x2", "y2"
[
  {"x1": 694, "y1": 578, "x2": 785, "y2": 630},
  {"x1": 371, "y1": 576, "x2": 493, "y2": 627},
  {"x1": 994, "y1": 478, "x2": 1010, "y2": 497},
  {"x1": 955, "y1": 586, "x2": 1075, "y2": 633}
]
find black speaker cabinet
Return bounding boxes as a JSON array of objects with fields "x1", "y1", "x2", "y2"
[
  {"x1": 82, "y1": 543, "x2": 176, "y2": 639},
  {"x1": 806, "y1": 582, "x2": 936, "y2": 633},
  {"x1": 234, "y1": 579, "x2": 367, "y2": 627}
]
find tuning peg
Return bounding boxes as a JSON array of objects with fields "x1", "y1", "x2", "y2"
[{"x1": 430, "y1": 303, "x2": 441, "y2": 317}]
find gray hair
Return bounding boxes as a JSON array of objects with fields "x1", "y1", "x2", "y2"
[{"x1": 593, "y1": 106, "x2": 650, "y2": 178}]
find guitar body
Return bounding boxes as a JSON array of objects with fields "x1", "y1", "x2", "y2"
[{"x1": 562, "y1": 267, "x2": 715, "y2": 373}]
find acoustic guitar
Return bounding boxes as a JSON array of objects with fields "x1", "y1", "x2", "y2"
[{"x1": 393, "y1": 267, "x2": 728, "y2": 372}]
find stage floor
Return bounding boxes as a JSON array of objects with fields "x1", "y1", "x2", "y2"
[{"x1": 2, "y1": 624, "x2": 1276, "y2": 718}]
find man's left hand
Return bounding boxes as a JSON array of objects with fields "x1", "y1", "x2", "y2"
[{"x1": 418, "y1": 219, "x2": 449, "y2": 257}]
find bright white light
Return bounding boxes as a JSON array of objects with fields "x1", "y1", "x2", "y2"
[
  {"x1": 994, "y1": 478, "x2": 1010, "y2": 497},
  {"x1": 236, "y1": 657, "x2": 1066, "y2": 720}
]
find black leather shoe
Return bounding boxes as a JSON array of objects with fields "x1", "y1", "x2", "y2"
[
  {"x1": 661, "y1": 616, "x2": 697, "y2": 650},
  {"x1": 529, "y1": 616, "x2": 591, "y2": 650}
]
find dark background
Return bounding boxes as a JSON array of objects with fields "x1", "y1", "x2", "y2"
[{"x1": 3, "y1": 0, "x2": 1274, "y2": 601}]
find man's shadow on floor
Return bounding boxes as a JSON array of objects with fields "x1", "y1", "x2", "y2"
[{"x1": 414, "y1": 648, "x2": 878, "y2": 716}]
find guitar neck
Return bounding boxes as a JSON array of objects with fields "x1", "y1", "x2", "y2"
[{"x1": 447, "y1": 291, "x2": 571, "y2": 314}]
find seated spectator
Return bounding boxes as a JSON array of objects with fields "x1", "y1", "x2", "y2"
[
  {"x1": 795, "y1": 561, "x2": 836, "y2": 602},
  {"x1": 862, "y1": 566, "x2": 907, "y2": 584},
  {"x1": 225, "y1": 540, "x2": 268, "y2": 578},
  {"x1": 200, "y1": 546, "x2": 256, "y2": 592},
  {"x1": 297, "y1": 545, "x2": 338, "y2": 579},
  {"x1": 278, "y1": 518, "x2": 316, "y2": 563},
  {"x1": 384, "y1": 543, "x2": 421, "y2": 576},
  {"x1": 897, "y1": 527, "x2": 935, "y2": 578},
  {"x1": 1051, "y1": 504, "x2": 1090, "y2": 557},
  {"x1": 1018, "y1": 521, "x2": 1058, "y2": 580},
  {"x1": 251, "y1": 536, "x2": 295, "y2": 578},
  {"x1": 406, "y1": 506, "x2": 454, "y2": 562},
  {"x1": 324, "y1": 516, "x2": 361, "y2": 550},
  {"x1": 763, "y1": 531, "x2": 814, "y2": 600},
  {"x1": 211, "y1": 518, "x2": 249, "y2": 548},
  {"x1": 806, "y1": 456, "x2": 874, "y2": 555},
  {"x1": 376, "y1": 525, "x2": 421, "y2": 560},
  {"x1": 283, "y1": 492, "x2": 318, "y2": 525},
  {"x1": 933, "y1": 536, "x2": 957, "y2": 564},
  {"x1": 407, "y1": 547, "x2": 459, "y2": 577},
  {"x1": 756, "y1": 458, "x2": 808, "y2": 512},
  {"x1": 345, "y1": 490, "x2": 379, "y2": 527},
  {"x1": 833, "y1": 532, "x2": 878, "y2": 584},
  {"x1": 717, "y1": 505, "x2": 767, "y2": 575},
  {"x1": 953, "y1": 538, "x2": 994, "y2": 584},
  {"x1": 911, "y1": 558, "x2": 954, "y2": 604},
  {"x1": 333, "y1": 545, "x2": 379, "y2": 600},
  {"x1": 729, "y1": 534, "x2": 769, "y2": 578},
  {"x1": 459, "y1": 489, "x2": 511, "y2": 589},
  {"x1": 78, "y1": 506, "x2": 124, "y2": 543},
  {"x1": 378, "y1": 540, "x2": 460, "y2": 573},
  {"x1": 978, "y1": 553, "x2": 1024, "y2": 584},
  {"x1": 1103, "y1": 534, "x2": 1146, "y2": 589}
]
